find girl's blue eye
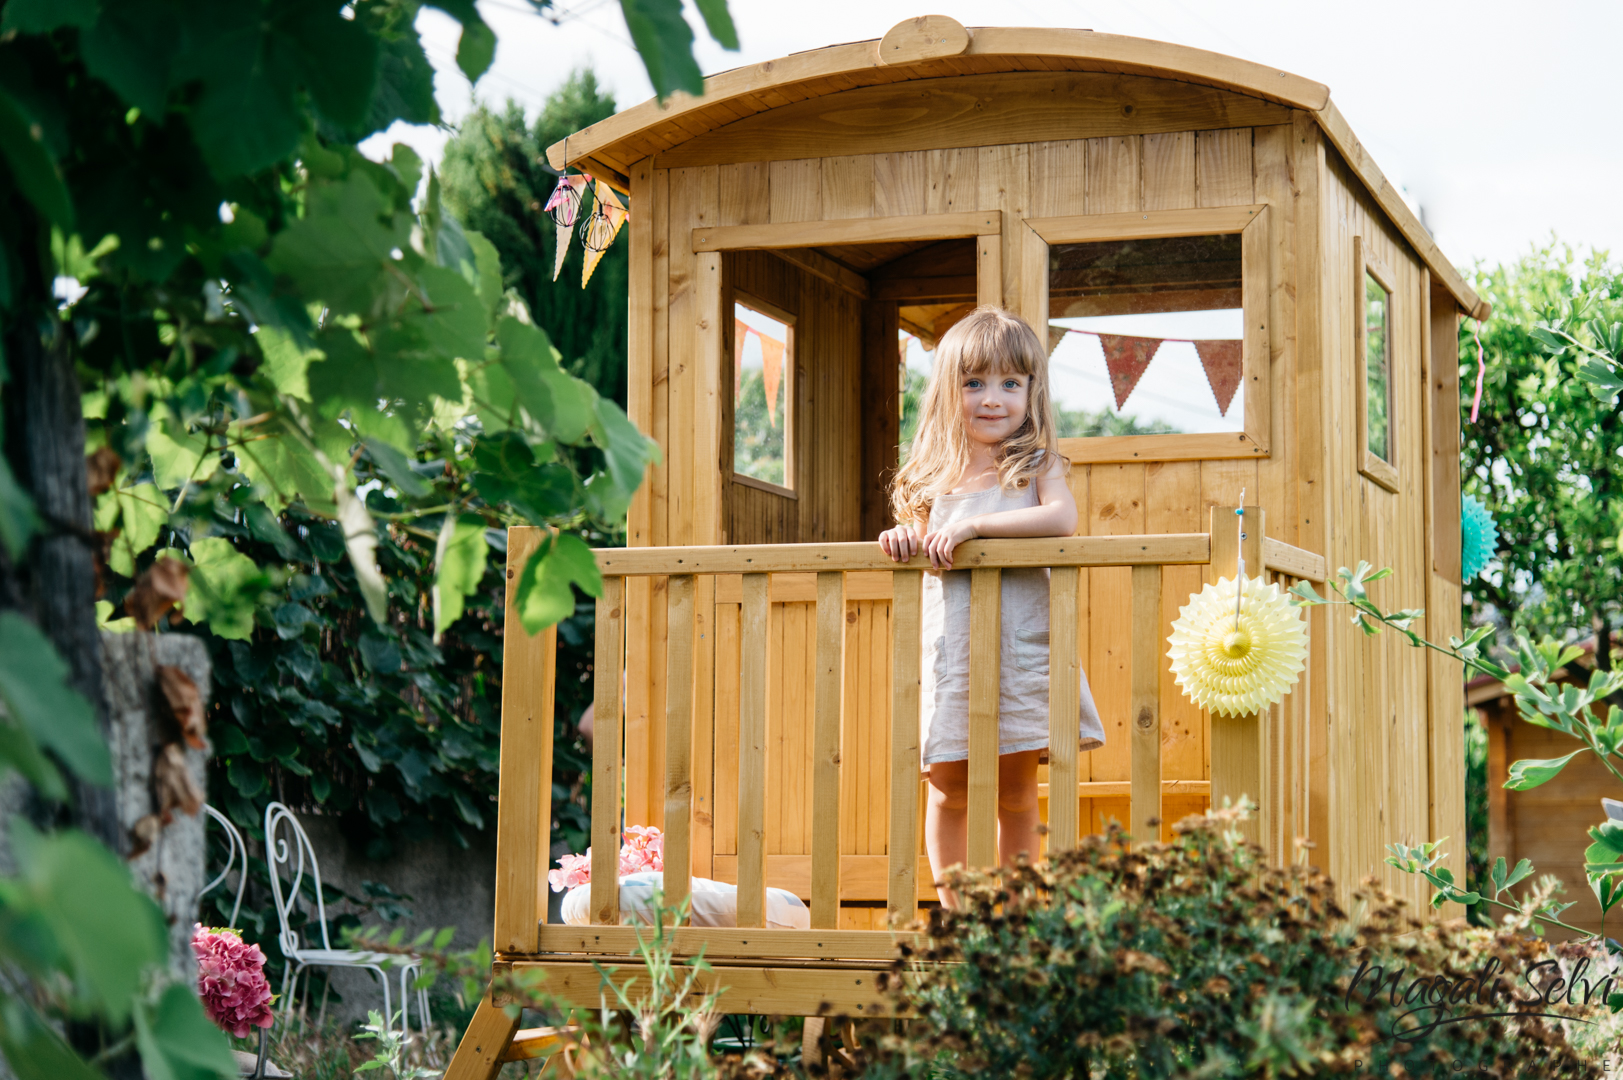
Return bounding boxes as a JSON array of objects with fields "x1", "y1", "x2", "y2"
[
  {"x1": 966, "y1": 379, "x2": 982, "y2": 389},
  {"x1": 1003, "y1": 379, "x2": 1019, "y2": 389}
]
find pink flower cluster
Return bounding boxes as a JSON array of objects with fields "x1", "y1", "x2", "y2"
[
  {"x1": 547, "y1": 825, "x2": 664, "y2": 892},
  {"x1": 192, "y1": 925, "x2": 274, "y2": 1038}
]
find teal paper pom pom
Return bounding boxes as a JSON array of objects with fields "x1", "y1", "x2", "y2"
[{"x1": 1461, "y1": 494, "x2": 1498, "y2": 581}]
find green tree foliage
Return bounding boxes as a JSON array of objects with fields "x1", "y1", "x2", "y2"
[
  {"x1": 1462, "y1": 243, "x2": 1623, "y2": 656},
  {"x1": 732, "y1": 368, "x2": 787, "y2": 485},
  {"x1": 440, "y1": 73, "x2": 628, "y2": 403},
  {"x1": 0, "y1": 1, "x2": 734, "y2": 1075}
]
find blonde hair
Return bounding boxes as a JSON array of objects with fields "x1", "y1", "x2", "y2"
[{"x1": 891, "y1": 306, "x2": 1067, "y2": 527}]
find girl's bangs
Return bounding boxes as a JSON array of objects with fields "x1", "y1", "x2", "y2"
[{"x1": 953, "y1": 325, "x2": 1041, "y2": 378}]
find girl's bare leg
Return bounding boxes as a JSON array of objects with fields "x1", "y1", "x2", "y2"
[
  {"x1": 997, "y1": 749, "x2": 1043, "y2": 866},
  {"x1": 925, "y1": 760, "x2": 968, "y2": 906}
]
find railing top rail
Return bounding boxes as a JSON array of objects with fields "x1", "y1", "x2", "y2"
[{"x1": 587, "y1": 534, "x2": 1212, "y2": 576}]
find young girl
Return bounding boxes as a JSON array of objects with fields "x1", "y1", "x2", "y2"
[{"x1": 878, "y1": 307, "x2": 1106, "y2": 903}]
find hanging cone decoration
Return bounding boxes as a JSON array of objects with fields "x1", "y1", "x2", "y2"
[
  {"x1": 546, "y1": 175, "x2": 591, "y2": 282},
  {"x1": 1047, "y1": 324, "x2": 1068, "y2": 359},
  {"x1": 1194, "y1": 339, "x2": 1243, "y2": 417},
  {"x1": 1166, "y1": 575, "x2": 1308, "y2": 716},
  {"x1": 1097, "y1": 333, "x2": 1161, "y2": 410},
  {"x1": 734, "y1": 320, "x2": 751, "y2": 399},
  {"x1": 759, "y1": 331, "x2": 785, "y2": 424},
  {"x1": 581, "y1": 181, "x2": 628, "y2": 288}
]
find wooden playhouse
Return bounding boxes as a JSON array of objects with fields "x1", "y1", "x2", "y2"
[{"x1": 448, "y1": 17, "x2": 1487, "y2": 1075}]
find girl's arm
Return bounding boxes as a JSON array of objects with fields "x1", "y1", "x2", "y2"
[{"x1": 920, "y1": 458, "x2": 1077, "y2": 568}]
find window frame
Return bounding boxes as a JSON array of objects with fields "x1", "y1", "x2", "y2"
[
  {"x1": 1021, "y1": 205, "x2": 1272, "y2": 464},
  {"x1": 729, "y1": 289, "x2": 799, "y2": 499},
  {"x1": 1355, "y1": 236, "x2": 1400, "y2": 493}
]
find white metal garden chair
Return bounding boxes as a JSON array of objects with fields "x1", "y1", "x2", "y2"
[
  {"x1": 200, "y1": 804, "x2": 248, "y2": 929},
  {"x1": 263, "y1": 802, "x2": 430, "y2": 1034}
]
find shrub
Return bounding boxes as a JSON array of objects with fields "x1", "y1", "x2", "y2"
[{"x1": 868, "y1": 807, "x2": 1594, "y2": 1079}]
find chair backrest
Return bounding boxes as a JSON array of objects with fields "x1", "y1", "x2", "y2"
[
  {"x1": 263, "y1": 802, "x2": 333, "y2": 956},
  {"x1": 200, "y1": 804, "x2": 248, "y2": 930}
]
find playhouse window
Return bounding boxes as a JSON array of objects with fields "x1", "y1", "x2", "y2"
[
  {"x1": 1363, "y1": 272, "x2": 1392, "y2": 463},
  {"x1": 1045, "y1": 232, "x2": 1245, "y2": 438},
  {"x1": 732, "y1": 298, "x2": 794, "y2": 491}
]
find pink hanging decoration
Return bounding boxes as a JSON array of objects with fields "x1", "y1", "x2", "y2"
[
  {"x1": 1097, "y1": 333, "x2": 1162, "y2": 410},
  {"x1": 734, "y1": 319, "x2": 751, "y2": 399},
  {"x1": 1470, "y1": 319, "x2": 1486, "y2": 423},
  {"x1": 760, "y1": 331, "x2": 785, "y2": 424},
  {"x1": 581, "y1": 182, "x2": 628, "y2": 288},
  {"x1": 1193, "y1": 339, "x2": 1243, "y2": 417},
  {"x1": 546, "y1": 175, "x2": 591, "y2": 282},
  {"x1": 1046, "y1": 324, "x2": 1068, "y2": 359}
]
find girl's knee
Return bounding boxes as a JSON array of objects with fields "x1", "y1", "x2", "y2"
[
  {"x1": 927, "y1": 764, "x2": 968, "y2": 809},
  {"x1": 997, "y1": 782, "x2": 1038, "y2": 815}
]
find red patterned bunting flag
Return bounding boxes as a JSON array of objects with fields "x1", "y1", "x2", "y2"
[
  {"x1": 1193, "y1": 339, "x2": 1243, "y2": 417},
  {"x1": 1097, "y1": 333, "x2": 1161, "y2": 410}
]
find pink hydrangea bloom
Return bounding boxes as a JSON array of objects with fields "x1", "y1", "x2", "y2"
[
  {"x1": 192, "y1": 925, "x2": 274, "y2": 1039},
  {"x1": 547, "y1": 826, "x2": 665, "y2": 892}
]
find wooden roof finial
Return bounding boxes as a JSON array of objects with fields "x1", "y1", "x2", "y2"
[{"x1": 878, "y1": 15, "x2": 970, "y2": 65}]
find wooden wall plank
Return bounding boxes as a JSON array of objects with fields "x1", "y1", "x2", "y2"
[
  {"x1": 719, "y1": 162, "x2": 770, "y2": 226},
  {"x1": 1084, "y1": 136, "x2": 1141, "y2": 215},
  {"x1": 822, "y1": 155, "x2": 875, "y2": 219},
  {"x1": 1141, "y1": 132, "x2": 1194, "y2": 211},
  {"x1": 1196, "y1": 128, "x2": 1255, "y2": 206},
  {"x1": 770, "y1": 158, "x2": 823, "y2": 223},
  {"x1": 874, "y1": 151, "x2": 929, "y2": 217},
  {"x1": 926, "y1": 148, "x2": 978, "y2": 214},
  {"x1": 860, "y1": 299, "x2": 901, "y2": 539}
]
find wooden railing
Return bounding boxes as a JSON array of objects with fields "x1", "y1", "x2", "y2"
[{"x1": 490, "y1": 514, "x2": 1325, "y2": 961}]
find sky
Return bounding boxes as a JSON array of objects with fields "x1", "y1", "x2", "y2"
[{"x1": 378, "y1": 0, "x2": 1623, "y2": 274}]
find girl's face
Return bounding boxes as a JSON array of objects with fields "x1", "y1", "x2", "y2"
[{"x1": 960, "y1": 367, "x2": 1030, "y2": 447}]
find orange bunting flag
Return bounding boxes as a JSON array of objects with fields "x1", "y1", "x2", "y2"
[
  {"x1": 581, "y1": 181, "x2": 628, "y2": 288},
  {"x1": 759, "y1": 331, "x2": 785, "y2": 424},
  {"x1": 734, "y1": 320, "x2": 751, "y2": 399},
  {"x1": 1097, "y1": 333, "x2": 1162, "y2": 410},
  {"x1": 548, "y1": 175, "x2": 591, "y2": 282},
  {"x1": 1046, "y1": 324, "x2": 1068, "y2": 359},
  {"x1": 1193, "y1": 339, "x2": 1243, "y2": 417}
]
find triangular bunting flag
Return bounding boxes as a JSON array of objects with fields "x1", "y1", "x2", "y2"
[
  {"x1": 581, "y1": 182, "x2": 628, "y2": 288},
  {"x1": 547, "y1": 175, "x2": 591, "y2": 282},
  {"x1": 734, "y1": 320, "x2": 751, "y2": 399},
  {"x1": 759, "y1": 332, "x2": 785, "y2": 424},
  {"x1": 1193, "y1": 339, "x2": 1243, "y2": 417},
  {"x1": 552, "y1": 221, "x2": 573, "y2": 282},
  {"x1": 1046, "y1": 324, "x2": 1068, "y2": 359},
  {"x1": 1097, "y1": 333, "x2": 1162, "y2": 410}
]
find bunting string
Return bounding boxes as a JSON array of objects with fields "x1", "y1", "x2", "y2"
[{"x1": 1048, "y1": 326, "x2": 1245, "y2": 418}]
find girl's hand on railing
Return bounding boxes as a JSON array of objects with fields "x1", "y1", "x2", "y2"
[
  {"x1": 879, "y1": 524, "x2": 923, "y2": 562},
  {"x1": 922, "y1": 520, "x2": 977, "y2": 569}
]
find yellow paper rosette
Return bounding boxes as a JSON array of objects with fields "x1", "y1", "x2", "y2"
[{"x1": 1166, "y1": 575, "x2": 1308, "y2": 716}]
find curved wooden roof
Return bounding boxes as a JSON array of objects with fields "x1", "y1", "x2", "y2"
[{"x1": 548, "y1": 23, "x2": 1485, "y2": 318}]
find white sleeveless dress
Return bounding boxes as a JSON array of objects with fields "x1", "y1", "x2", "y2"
[{"x1": 918, "y1": 480, "x2": 1107, "y2": 767}]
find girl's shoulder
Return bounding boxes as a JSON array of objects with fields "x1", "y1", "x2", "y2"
[{"x1": 1032, "y1": 447, "x2": 1070, "y2": 480}]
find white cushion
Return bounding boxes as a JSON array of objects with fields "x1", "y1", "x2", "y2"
[{"x1": 560, "y1": 871, "x2": 810, "y2": 930}]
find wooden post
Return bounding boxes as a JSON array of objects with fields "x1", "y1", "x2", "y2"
[
  {"x1": 737, "y1": 573, "x2": 770, "y2": 928},
  {"x1": 1209, "y1": 507, "x2": 1267, "y2": 847},
  {"x1": 444, "y1": 992, "x2": 521, "y2": 1080},
  {"x1": 810, "y1": 572, "x2": 846, "y2": 928},
  {"x1": 1129, "y1": 564, "x2": 1162, "y2": 845},
  {"x1": 590, "y1": 576, "x2": 625, "y2": 926},
  {"x1": 887, "y1": 570, "x2": 923, "y2": 920},
  {"x1": 1046, "y1": 566, "x2": 1080, "y2": 853},
  {"x1": 493, "y1": 528, "x2": 556, "y2": 955},
  {"x1": 663, "y1": 575, "x2": 696, "y2": 921},
  {"x1": 966, "y1": 568, "x2": 1001, "y2": 868}
]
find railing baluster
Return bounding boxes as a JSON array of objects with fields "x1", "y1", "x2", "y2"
[
  {"x1": 663, "y1": 575, "x2": 696, "y2": 922},
  {"x1": 887, "y1": 570, "x2": 922, "y2": 921},
  {"x1": 1209, "y1": 506, "x2": 1266, "y2": 846},
  {"x1": 737, "y1": 573, "x2": 770, "y2": 928},
  {"x1": 1046, "y1": 566, "x2": 1080, "y2": 854},
  {"x1": 967, "y1": 568, "x2": 1001, "y2": 869},
  {"x1": 810, "y1": 571, "x2": 845, "y2": 928},
  {"x1": 590, "y1": 576, "x2": 625, "y2": 926},
  {"x1": 1130, "y1": 564, "x2": 1163, "y2": 845}
]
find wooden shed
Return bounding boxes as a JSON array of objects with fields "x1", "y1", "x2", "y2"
[{"x1": 449, "y1": 17, "x2": 1486, "y2": 1074}]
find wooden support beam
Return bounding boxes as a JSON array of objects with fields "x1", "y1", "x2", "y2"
[
  {"x1": 769, "y1": 248, "x2": 870, "y2": 298},
  {"x1": 887, "y1": 569, "x2": 922, "y2": 920},
  {"x1": 493, "y1": 529, "x2": 556, "y2": 954},
  {"x1": 537, "y1": 925, "x2": 919, "y2": 961},
  {"x1": 1130, "y1": 564, "x2": 1163, "y2": 845},
  {"x1": 810, "y1": 572, "x2": 845, "y2": 929},
  {"x1": 870, "y1": 275, "x2": 978, "y2": 302},
  {"x1": 589, "y1": 576, "x2": 625, "y2": 926},
  {"x1": 737, "y1": 573, "x2": 770, "y2": 928},
  {"x1": 694, "y1": 210, "x2": 1001, "y2": 253},
  {"x1": 966, "y1": 568, "x2": 1001, "y2": 869},
  {"x1": 444, "y1": 993, "x2": 521, "y2": 1080},
  {"x1": 503, "y1": 962, "x2": 909, "y2": 1017},
  {"x1": 663, "y1": 575, "x2": 696, "y2": 921}
]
